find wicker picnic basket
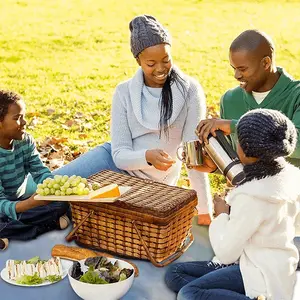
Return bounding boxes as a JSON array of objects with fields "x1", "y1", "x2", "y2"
[{"x1": 66, "y1": 170, "x2": 197, "y2": 267}]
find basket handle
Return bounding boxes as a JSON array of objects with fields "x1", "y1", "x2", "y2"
[
  {"x1": 132, "y1": 221, "x2": 194, "y2": 267},
  {"x1": 65, "y1": 210, "x2": 94, "y2": 242}
]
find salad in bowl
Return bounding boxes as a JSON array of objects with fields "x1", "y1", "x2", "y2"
[{"x1": 68, "y1": 256, "x2": 134, "y2": 300}]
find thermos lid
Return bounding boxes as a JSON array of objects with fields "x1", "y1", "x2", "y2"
[
  {"x1": 208, "y1": 130, "x2": 239, "y2": 161},
  {"x1": 231, "y1": 172, "x2": 246, "y2": 185}
]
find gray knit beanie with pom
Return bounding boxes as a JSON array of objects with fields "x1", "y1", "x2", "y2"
[
  {"x1": 237, "y1": 109, "x2": 297, "y2": 160},
  {"x1": 129, "y1": 15, "x2": 171, "y2": 58}
]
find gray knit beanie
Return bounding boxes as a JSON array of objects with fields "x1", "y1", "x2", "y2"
[
  {"x1": 237, "y1": 109, "x2": 297, "y2": 160},
  {"x1": 129, "y1": 15, "x2": 171, "y2": 58}
]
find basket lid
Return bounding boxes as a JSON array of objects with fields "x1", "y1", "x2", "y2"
[{"x1": 88, "y1": 170, "x2": 197, "y2": 218}]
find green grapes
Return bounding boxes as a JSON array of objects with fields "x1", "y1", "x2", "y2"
[
  {"x1": 91, "y1": 182, "x2": 101, "y2": 191},
  {"x1": 78, "y1": 182, "x2": 85, "y2": 189},
  {"x1": 36, "y1": 175, "x2": 93, "y2": 196}
]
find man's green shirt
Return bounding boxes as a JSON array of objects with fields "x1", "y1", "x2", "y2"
[{"x1": 221, "y1": 67, "x2": 300, "y2": 167}]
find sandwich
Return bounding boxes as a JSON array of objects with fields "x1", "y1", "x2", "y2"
[{"x1": 6, "y1": 257, "x2": 63, "y2": 281}]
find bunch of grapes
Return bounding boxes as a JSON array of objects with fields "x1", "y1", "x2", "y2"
[{"x1": 36, "y1": 175, "x2": 90, "y2": 196}]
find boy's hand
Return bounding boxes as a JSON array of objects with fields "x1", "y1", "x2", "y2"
[
  {"x1": 146, "y1": 149, "x2": 176, "y2": 171},
  {"x1": 213, "y1": 194, "x2": 230, "y2": 217},
  {"x1": 16, "y1": 194, "x2": 51, "y2": 213},
  {"x1": 30, "y1": 197, "x2": 52, "y2": 206}
]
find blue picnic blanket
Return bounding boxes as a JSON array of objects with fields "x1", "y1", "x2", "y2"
[{"x1": 0, "y1": 217, "x2": 299, "y2": 300}]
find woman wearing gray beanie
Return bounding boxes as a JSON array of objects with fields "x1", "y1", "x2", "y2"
[
  {"x1": 53, "y1": 15, "x2": 212, "y2": 224},
  {"x1": 166, "y1": 109, "x2": 300, "y2": 299}
]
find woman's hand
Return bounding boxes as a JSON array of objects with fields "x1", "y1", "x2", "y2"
[
  {"x1": 146, "y1": 149, "x2": 176, "y2": 171},
  {"x1": 213, "y1": 194, "x2": 230, "y2": 217},
  {"x1": 196, "y1": 118, "x2": 232, "y2": 145}
]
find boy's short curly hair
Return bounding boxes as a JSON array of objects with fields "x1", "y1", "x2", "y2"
[{"x1": 0, "y1": 90, "x2": 22, "y2": 121}]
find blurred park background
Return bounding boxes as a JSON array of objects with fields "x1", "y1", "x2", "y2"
[{"x1": 0, "y1": 0, "x2": 300, "y2": 192}]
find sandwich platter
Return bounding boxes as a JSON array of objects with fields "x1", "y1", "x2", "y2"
[{"x1": 1, "y1": 256, "x2": 72, "y2": 287}]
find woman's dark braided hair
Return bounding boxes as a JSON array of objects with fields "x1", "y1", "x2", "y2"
[
  {"x1": 159, "y1": 68, "x2": 187, "y2": 138},
  {"x1": 0, "y1": 90, "x2": 22, "y2": 121}
]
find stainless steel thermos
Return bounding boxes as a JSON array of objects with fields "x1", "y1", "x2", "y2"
[{"x1": 204, "y1": 130, "x2": 245, "y2": 185}]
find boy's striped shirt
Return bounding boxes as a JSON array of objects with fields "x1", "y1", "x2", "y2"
[{"x1": 0, "y1": 133, "x2": 52, "y2": 220}]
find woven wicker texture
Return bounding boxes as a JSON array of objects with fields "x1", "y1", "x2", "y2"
[
  {"x1": 69, "y1": 170, "x2": 198, "y2": 264},
  {"x1": 88, "y1": 170, "x2": 197, "y2": 218}
]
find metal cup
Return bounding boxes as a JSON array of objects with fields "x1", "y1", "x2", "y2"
[{"x1": 177, "y1": 140, "x2": 203, "y2": 166}]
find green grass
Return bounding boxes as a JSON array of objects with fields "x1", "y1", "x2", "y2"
[{"x1": 1, "y1": 0, "x2": 300, "y2": 192}]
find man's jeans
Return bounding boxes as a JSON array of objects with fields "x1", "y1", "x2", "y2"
[{"x1": 165, "y1": 261, "x2": 253, "y2": 300}]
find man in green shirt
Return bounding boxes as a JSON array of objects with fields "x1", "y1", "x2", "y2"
[
  {"x1": 196, "y1": 29, "x2": 300, "y2": 168},
  {"x1": 195, "y1": 29, "x2": 300, "y2": 266}
]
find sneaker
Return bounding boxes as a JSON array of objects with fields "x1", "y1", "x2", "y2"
[
  {"x1": 0, "y1": 238, "x2": 9, "y2": 250},
  {"x1": 59, "y1": 215, "x2": 71, "y2": 230}
]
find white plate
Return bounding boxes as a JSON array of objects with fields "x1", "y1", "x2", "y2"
[
  {"x1": 0, "y1": 259, "x2": 73, "y2": 287},
  {"x1": 34, "y1": 186, "x2": 131, "y2": 203}
]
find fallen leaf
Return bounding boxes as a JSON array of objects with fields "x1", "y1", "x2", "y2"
[
  {"x1": 47, "y1": 108, "x2": 55, "y2": 115},
  {"x1": 83, "y1": 123, "x2": 92, "y2": 130},
  {"x1": 71, "y1": 140, "x2": 88, "y2": 146},
  {"x1": 41, "y1": 137, "x2": 69, "y2": 147},
  {"x1": 48, "y1": 158, "x2": 65, "y2": 170},
  {"x1": 74, "y1": 118, "x2": 82, "y2": 125},
  {"x1": 27, "y1": 112, "x2": 41, "y2": 117},
  {"x1": 37, "y1": 136, "x2": 90, "y2": 171},
  {"x1": 79, "y1": 133, "x2": 88, "y2": 139},
  {"x1": 74, "y1": 112, "x2": 84, "y2": 118},
  {"x1": 61, "y1": 125, "x2": 70, "y2": 130},
  {"x1": 65, "y1": 120, "x2": 75, "y2": 127},
  {"x1": 27, "y1": 116, "x2": 39, "y2": 129}
]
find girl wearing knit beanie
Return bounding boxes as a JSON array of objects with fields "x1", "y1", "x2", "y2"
[
  {"x1": 166, "y1": 109, "x2": 300, "y2": 300},
  {"x1": 52, "y1": 15, "x2": 213, "y2": 225}
]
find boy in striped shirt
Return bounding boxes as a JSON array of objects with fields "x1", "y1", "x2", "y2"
[{"x1": 0, "y1": 90, "x2": 70, "y2": 250}]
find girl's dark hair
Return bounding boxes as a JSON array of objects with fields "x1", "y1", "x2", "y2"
[
  {"x1": 0, "y1": 90, "x2": 22, "y2": 121},
  {"x1": 159, "y1": 68, "x2": 187, "y2": 138}
]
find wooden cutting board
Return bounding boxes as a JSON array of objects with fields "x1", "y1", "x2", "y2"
[{"x1": 34, "y1": 186, "x2": 131, "y2": 203}]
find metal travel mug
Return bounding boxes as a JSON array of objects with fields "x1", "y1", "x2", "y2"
[{"x1": 177, "y1": 140, "x2": 203, "y2": 166}]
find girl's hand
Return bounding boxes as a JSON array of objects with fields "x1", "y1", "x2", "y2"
[
  {"x1": 146, "y1": 149, "x2": 176, "y2": 171},
  {"x1": 213, "y1": 194, "x2": 230, "y2": 217}
]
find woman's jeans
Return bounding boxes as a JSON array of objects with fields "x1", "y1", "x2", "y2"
[
  {"x1": 54, "y1": 142, "x2": 127, "y2": 178},
  {"x1": 165, "y1": 261, "x2": 253, "y2": 300}
]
